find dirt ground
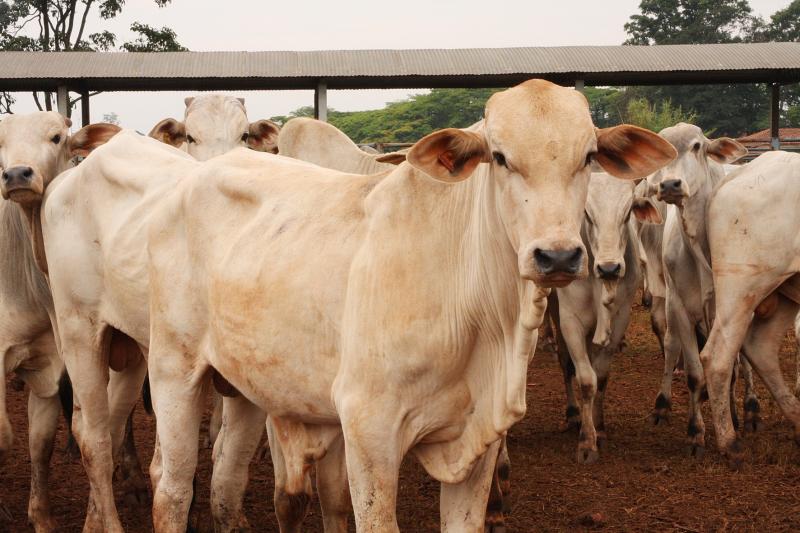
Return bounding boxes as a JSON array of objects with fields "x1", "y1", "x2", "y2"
[{"x1": 2, "y1": 299, "x2": 800, "y2": 532}]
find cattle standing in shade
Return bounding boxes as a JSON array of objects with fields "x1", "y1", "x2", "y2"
[
  {"x1": 700, "y1": 151, "x2": 800, "y2": 466},
  {"x1": 642, "y1": 123, "x2": 754, "y2": 456},
  {"x1": 554, "y1": 173, "x2": 662, "y2": 462},
  {"x1": 0, "y1": 113, "x2": 120, "y2": 532},
  {"x1": 134, "y1": 80, "x2": 675, "y2": 532}
]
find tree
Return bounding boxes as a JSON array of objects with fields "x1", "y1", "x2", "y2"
[
  {"x1": 624, "y1": 98, "x2": 697, "y2": 131},
  {"x1": 754, "y1": 1, "x2": 800, "y2": 127},
  {"x1": 0, "y1": 1, "x2": 186, "y2": 113},
  {"x1": 102, "y1": 111, "x2": 119, "y2": 124}
]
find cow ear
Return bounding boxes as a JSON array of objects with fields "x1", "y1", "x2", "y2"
[
  {"x1": 63, "y1": 116, "x2": 72, "y2": 128},
  {"x1": 707, "y1": 137, "x2": 747, "y2": 164},
  {"x1": 184, "y1": 96, "x2": 195, "y2": 108},
  {"x1": 247, "y1": 120, "x2": 281, "y2": 153},
  {"x1": 68, "y1": 123, "x2": 121, "y2": 158},
  {"x1": 148, "y1": 118, "x2": 186, "y2": 148},
  {"x1": 406, "y1": 128, "x2": 490, "y2": 183},
  {"x1": 632, "y1": 197, "x2": 663, "y2": 224},
  {"x1": 595, "y1": 125, "x2": 677, "y2": 180},
  {"x1": 375, "y1": 152, "x2": 407, "y2": 165}
]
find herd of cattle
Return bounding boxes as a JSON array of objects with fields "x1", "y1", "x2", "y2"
[{"x1": 0, "y1": 79, "x2": 799, "y2": 532}]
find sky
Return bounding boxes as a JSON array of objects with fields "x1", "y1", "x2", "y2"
[{"x1": 6, "y1": 0, "x2": 793, "y2": 131}]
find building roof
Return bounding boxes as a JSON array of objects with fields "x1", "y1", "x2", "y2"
[
  {"x1": 0, "y1": 42, "x2": 799, "y2": 92},
  {"x1": 738, "y1": 128, "x2": 800, "y2": 143}
]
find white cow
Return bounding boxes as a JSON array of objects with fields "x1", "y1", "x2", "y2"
[
  {"x1": 11, "y1": 80, "x2": 674, "y2": 532},
  {"x1": 137, "y1": 79, "x2": 676, "y2": 532},
  {"x1": 0, "y1": 113, "x2": 119, "y2": 532},
  {"x1": 555, "y1": 173, "x2": 662, "y2": 462},
  {"x1": 278, "y1": 117, "x2": 406, "y2": 172},
  {"x1": 699, "y1": 150, "x2": 800, "y2": 465},
  {"x1": 642, "y1": 123, "x2": 753, "y2": 456},
  {"x1": 149, "y1": 94, "x2": 281, "y2": 449},
  {"x1": 149, "y1": 94, "x2": 280, "y2": 160}
]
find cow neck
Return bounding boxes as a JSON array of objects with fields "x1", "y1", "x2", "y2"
[
  {"x1": 458, "y1": 166, "x2": 545, "y2": 427},
  {"x1": 0, "y1": 199, "x2": 50, "y2": 309},
  {"x1": 675, "y1": 175, "x2": 716, "y2": 328}
]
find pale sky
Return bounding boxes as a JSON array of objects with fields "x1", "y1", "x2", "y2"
[{"x1": 6, "y1": 0, "x2": 792, "y2": 131}]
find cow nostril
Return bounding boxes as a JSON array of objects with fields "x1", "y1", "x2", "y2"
[
  {"x1": 568, "y1": 247, "x2": 582, "y2": 263},
  {"x1": 533, "y1": 248, "x2": 552, "y2": 270},
  {"x1": 597, "y1": 262, "x2": 622, "y2": 279},
  {"x1": 1, "y1": 171, "x2": 8, "y2": 182},
  {"x1": 22, "y1": 168, "x2": 33, "y2": 178}
]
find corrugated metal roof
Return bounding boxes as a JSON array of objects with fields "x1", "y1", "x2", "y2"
[{"x1": 0, "y1": 43, "x2": 798, "y2": 91}]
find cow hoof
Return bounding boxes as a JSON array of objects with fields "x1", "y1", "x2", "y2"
[
  {"x1": 577, "y1": 447, "x2": 600, "y2": 465},
  {"x1": 648, "y1": 410, "x2": 670, "y2": 426},
  {"x1": 723, "y1": 440, "x2": 745, "y2": 470},
  {"x1": 744, "y1": 399, "x2": 760, "y2": 433},
  {"x1": 29, "y1": 514, "x2": 57, "y2": 533},
  {"x1": 686, "y1": 443, "x2": 705, "y2": 460}
]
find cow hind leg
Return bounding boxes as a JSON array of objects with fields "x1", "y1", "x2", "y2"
[
  {"x1": 316, "y1": 433, "x2": 351, "y2": 533},
  {"x1": 556, "y1": 337, "x2": 580, "y2": 432},
  {"x1": 149, "y1": 357, "x2": 206, "y2": 533},
  {"x1": 650, "y1": 304, "x2": 679, "y2": 425},
  {"x1": 440, "y1": 440, "x2": 501, "y2": 533},
  {"x1": 743, "y1": 298, "x2": 800, "y2": 447},
  {"x1": 27, "y1": 392, "x2": 60, "y2": 533},
  {"x1": 210, "y1": 394, "x2": 265, "y2": 532}
]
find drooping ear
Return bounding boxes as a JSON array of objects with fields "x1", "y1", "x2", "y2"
[
  {"x1": 632, "y1": 197, "x2": 663, "y2": 224},
  {"x1": 148, "y1": 118, "x2": 186, "y2": 148},
  {"x1": 68, "y1": 123, "x2": 122, "y2": 158},
  {"x1": 375, "y1": 152, "x2": 407, "y2": 165},
  {"x1": 247, "y1": 120, "x2": 281, "y2": 153},
  {"x1": 406, "y1": 128, "x2": 490, "y2": 183},
  {"x1": 595, "y1": 125, "x2": 677, "y2": 180},
  {"x1": 706, "y1": 137, "x2": 747, "y2": 164},
  {"x1": 184, "y1": 96, "x2": 195, "y2": 108}
]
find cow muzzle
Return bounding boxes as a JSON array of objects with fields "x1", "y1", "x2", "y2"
[
  {"x1": 523, "y1": 243, "x2": 586, "y2": 287},
  {"x1": 657, "y1": 178, "x2": 685, "y2": 205},
  {"x1": 595, "y1": 262, "x2": 622, "y2": 280},
  {"x1": 1, "y1": 165, "x2": 43, "y2": 204}
]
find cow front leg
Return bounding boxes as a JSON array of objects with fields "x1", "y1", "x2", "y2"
[
  {"x1": 266, "y1": 419, "x2": 312, "y2": 533},
  {"x1": 26, "y1": 391, "x2": 60, "y2": 532},
  {"x1": 650, "y1": 296, "x2": 680, "y2": 426},
  {"x1": 316, "y1": 433, "x2": 350, "y2": 533},
  {"x1": 555, "y1": 330, "x2": 581, "y2": 432},
  {"x1": 210, "y1": 394, "x2": 265, "y2": 532},
  {"x1": 591, "y1": 349, "x2": 614, "y2": 448},
  {"x1": 440, "y1": 439, "x2": 501, "y2": 533},
  {"x1": 559, "y1": 316, "x2": 598, "y2": 464},
  {"x1": 484, "y1": 436, "x2": 511, "y2": 533},
  {"x1": 340, "y1": 401, "x2": 402, "y2": 532},
  {"x1": 149, "y1": 358, "x2": 206, "y2": 533}
]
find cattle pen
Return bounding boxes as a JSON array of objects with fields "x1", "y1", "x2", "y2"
[{"x1": 3, "y1": 42, "x2": 800, "y2": 533}]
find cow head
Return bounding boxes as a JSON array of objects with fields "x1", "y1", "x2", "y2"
[
  {"x1": 646, "y1": 123, "x2": 746, "y2": 207},
  {"x1": 584, "y1": 173, "x2": 662, "y2": 282},
  {"x1": 406, "y1": 80, "x2": 676, "y2": 288},
  {"x1": 0, "y1": 112, "x2": 120, "y2": 205},
  {"x1": 149, "y1": 95, "x2": 280, "y2": 161}
]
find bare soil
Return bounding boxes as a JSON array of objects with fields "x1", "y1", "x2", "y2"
[{"x1": 2, "y1": 299, "x2": 800, "y2": 532}]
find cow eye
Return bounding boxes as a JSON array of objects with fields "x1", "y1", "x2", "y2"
[
  {"x1": 492, "y1": 151, "x2": 507, "y2": 168},
  {"x1": 241, "y1": 132, "x2": 249, "y2": 142},
  {"x1": 692, "y1": 142, "x2": 701, "y2": 152},
  {"x1": 186, "y1": 135, "x2": 196, "y2": 144},
  {"x1": 585, "y1": 151, "x2": 597, "y2": 167},
  {"x1": 51, "y1": 134, "x2": 61, "y2": 144}
]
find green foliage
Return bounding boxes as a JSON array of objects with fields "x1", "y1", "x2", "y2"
[
  {"x1": 0, "y1": 0, "x2": 185, "y2": 111},
  {"x1": 122, "y1": 22, "x2": 187, "y2": 52},
  {"x1": 623, "y1": 0, "x2": 800, "y2": 137},
  {"x1": 623, "y1": 98, "x2": 697, "y2": 131}
]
